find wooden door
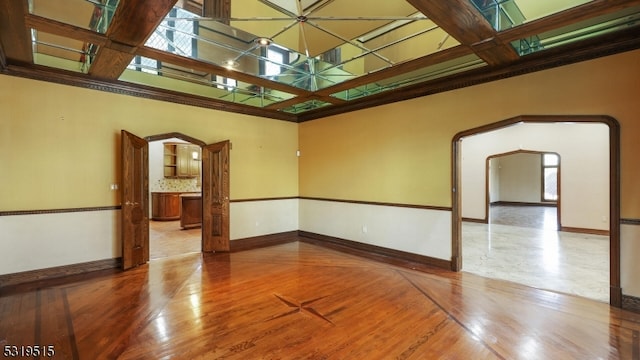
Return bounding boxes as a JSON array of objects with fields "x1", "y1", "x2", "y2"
[
  {"x1": 202, "y1": 140, "x2": 230, "y2": 252},
  {"x1": 121, "y1": 130, "x2": 149, "y2": 270}
]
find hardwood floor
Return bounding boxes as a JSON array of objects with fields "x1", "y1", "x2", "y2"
[{"x1": 1, "y1": 240, "x2": 639, "y2": 359}]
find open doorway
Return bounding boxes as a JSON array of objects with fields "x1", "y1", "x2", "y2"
[
  {"x1": 147, "y1": 134, "x2": 205, "y2": 260},
  {"x1": 121, "y1": 130, "x2": 231, "y2": 269},
  {"x1": 487, "y1": 151, "x2": 560, "y2": 231},
  {"x1": 451, "y1": 115, "x2": 620, "y2": 306}
]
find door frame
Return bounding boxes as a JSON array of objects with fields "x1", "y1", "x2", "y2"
[
  {"x1": 122, "y1": 131, "x2": 230, "y2": 269},
  {"x1": 146, "y1": 132, "x2": 207, "y2": 253},
  {"x1": 485, "y1": 150, "x2": 561, "y2": 230},
  {"x1": 451, "y1": 115, "x2": 621, "y2": 307}
]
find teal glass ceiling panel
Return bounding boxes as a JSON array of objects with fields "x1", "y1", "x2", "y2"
[
  {"x1": 147, "y1": 3, "x2": 457, "y2": 92},
  {"x1": 281, "y1": 99, "x2": 332, "y2": 114},
  {"x1": 121, "y1": 57, "x2": 296, "y2": 108},
  {"x1": 29, "y1": 0, "x2": 120, "y2": 33},
  {"x1": 331, "y1": 54, "x2": 486, "y2": 101},
  {"x1": 30, "y1": 30, "x2": 92, "y2": 73},
  {"x1": 512, "y1": 6, "x2": 640, "y2": 56},
  {"x1": 470, "y1": 0, "x2": 592, "y2": 31}
]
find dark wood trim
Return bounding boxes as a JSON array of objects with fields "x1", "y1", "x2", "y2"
[
  {"x1": 298, "y1": 231, "x2": 452, "y2": 271},
  {"x1": 0, "y1": 0, "x2": 31, "y2": 64},
  {"x1": 406, "y1": 0, "x2": 519, "y2": 66},
  {"x1": 229, "y1": 231, "x2": 298, "y2": 252},
  {"x1": 0, "y1": 206, "x2": 121, "y2": 216},
  {"x1": 2, "y1": 63, "x2": 298, "y2": 122},
  {"x1": 622, "y1": 294, "x2": 640, "y2": 314},
  {"x1": 203, "y1": 0, "x2": 231, "y2": 24},
  {"x1": 560, "y1": 226, "x2": 610, "y2": 236},
  {"x1": 314, "y1": 45, "x2": 473, "y2": 97},
  {"x1": 0, "y1": 258, "x2": 122, "y2": 291},
  {"x1": 136, "y1": 46, "x2": 312, "y2": 97},
  {"x1": 0, "y1": 41, "x2": 7, "y2": 71},
  {"x1": 299, "y1": 196, "x2": 452, "y2": 212},
  {"x1": 230, "y1": 197, "x2": 298, "y2": 203},
  {"x1": 145, "y1": 132, "x2": 206, "y2": 146},
  {"x1": 452, "y1": 115, "x2": 622, "y2": 307},
  {"x1": 497, "y1": 0, "x2": 640, "y2": 43},
  {"x1": 461, "y1": 217, "x2": 488, "y2": 224},
  {"x1": 298, "y1": 27, "x2": 640, "y2": 122},
  {"x1": 3, "y1": 4, "x2": 638, "y2": 122},
  {"x1": 88, "y1": 0, "x2": 179, "y2": 80},
  {"x1": 621, "y1": 218, "x2": 640, "y2": 225},
  {"x1": 490, "y1": 201, "x2": 557, "y2": 207},
  {"x1": 24, "y1": 14, "x2": 109, "y2": 47}
]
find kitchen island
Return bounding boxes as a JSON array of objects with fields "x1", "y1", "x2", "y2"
[{"x1": 180, "y1": 193, "x2": 202, "y2": 229}]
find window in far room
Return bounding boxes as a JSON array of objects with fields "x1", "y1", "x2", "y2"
[{"x1": 542, "y1": 153, "x2": 559, "y2": 202}]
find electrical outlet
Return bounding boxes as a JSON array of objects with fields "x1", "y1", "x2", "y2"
[{"x1": 362, "y1": 225, "x2": 367, "y2": 233}]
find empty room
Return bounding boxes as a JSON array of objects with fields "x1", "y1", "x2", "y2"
[{"x1": 2, "y1": 0, "x2": 640, "y2": 358}]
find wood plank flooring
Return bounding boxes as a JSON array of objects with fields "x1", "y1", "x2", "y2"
[{"x1": 1, "y1": 240, "x2": 639, "y2": 359}]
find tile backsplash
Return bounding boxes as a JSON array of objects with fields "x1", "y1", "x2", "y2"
[{"x1": 151, "y1": 178, "x2": 200, "y2": 192}]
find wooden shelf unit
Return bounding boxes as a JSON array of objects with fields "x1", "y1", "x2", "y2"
[{"x1": 163, "y1": 142, "x2": 201, "y2": 179}]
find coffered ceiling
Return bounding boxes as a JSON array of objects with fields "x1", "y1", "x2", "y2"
[{"x1": 1, "y1": 0, "x2": 640, "y2": 122}]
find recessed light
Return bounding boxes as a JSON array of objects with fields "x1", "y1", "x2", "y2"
[
  {"x1": 255, "y1": 37, "x2": 272, "y2": 46},
  {"x1": 224, "y1": 60, "x2": 238, "y2": 69}
]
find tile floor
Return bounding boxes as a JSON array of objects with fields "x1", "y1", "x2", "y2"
[
  {"x1": 462, "y1": 205, "x2": 610, "y2": 302},
  {"x1": 149, "y1": 220, "x2": 201, "y2": 259}
]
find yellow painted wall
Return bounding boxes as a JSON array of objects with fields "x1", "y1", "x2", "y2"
[
  {"x1": 0, "y1": 76, "x2": 298, "y2": 211},
  {"x1": 299, "y1": 49, "x2": 640, "y2": 219}
]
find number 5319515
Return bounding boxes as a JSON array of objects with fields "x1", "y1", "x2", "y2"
[{"x1": 4, "y1": 345, "x2": 55, "y2": 357}]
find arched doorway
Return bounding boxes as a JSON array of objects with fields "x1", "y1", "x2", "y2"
[
  {"x1": 451, "y1": 115, "x2": 621, "y2": 306},
  {"x1": 146, "y1": 133, "x2": 206, "y2": 259},
  {"x1": 121, "y1": 130, "x2": 230, "y2": 270}
]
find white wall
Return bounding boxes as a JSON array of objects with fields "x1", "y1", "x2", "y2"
[
  {"x1": 461, "y1": 122, "x2": 609, "y2": 231},
  {"x1": 0, "y1": 210, "x2": 120, "y2": 274},
  {"x1": 0, "y1": 198, "x2": 299, "y2": 275},
  {"x1": 621, "y1": 224, "x2": 640, "y2": 296},
  {"x1": 494, "y1": 153, "x2": 542, "y2": 203},
  {"x1": 230, "y1": 199, "x2": 299, "y2": 240},
  {"x1": 299, "y1": 199, "x2": 452, "y2": 260}
]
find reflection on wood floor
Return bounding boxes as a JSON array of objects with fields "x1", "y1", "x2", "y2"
[
  {"x1": 463, "y1": 205, "x2": 609, "y2": 302},
  {"x1": 150, "y1": 220, "x2": 200, "y2": 259},
  {"x1": 1, "y1": 241, "x2": 638, "y2": 359}
]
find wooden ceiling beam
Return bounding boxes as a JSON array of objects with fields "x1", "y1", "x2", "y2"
[
  {"x1": 405, "y1": 0, "x2": 519, "y2": 65},
  {"x1": 23, "y1": 11, "x2": 312, "y2": 101},
  {"x1": 203, "y1": 0, "x2": 231, "y2": 24},
  {"x1": 299, "y1": 24, "x2": 640, "y2": 122},
  {"x1": 0, "y1": 0, "x2": 32, "y2": 64},
  {"x1": 89, "y1": 0, "x2": 179, "y2": 80}
]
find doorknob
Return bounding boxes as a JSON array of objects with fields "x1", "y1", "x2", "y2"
[{"x1": 125, "y1": 201, "x2": 140, "y2": 206}]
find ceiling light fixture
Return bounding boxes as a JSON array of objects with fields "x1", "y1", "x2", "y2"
[
  {"x1": 255, "y1": 37, "x2": 273, "y2": 46},
  {"x1": 224, "y1": 60, "x2": 239, "y2": 69}
]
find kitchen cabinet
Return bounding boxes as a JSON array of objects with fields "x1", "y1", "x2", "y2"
[
  {"x1": 163, "y1": 142, "x2": 201, "y2": 178},
  {"x1": 151, "y1": 192, "x2": 181, "y2": 220}
]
